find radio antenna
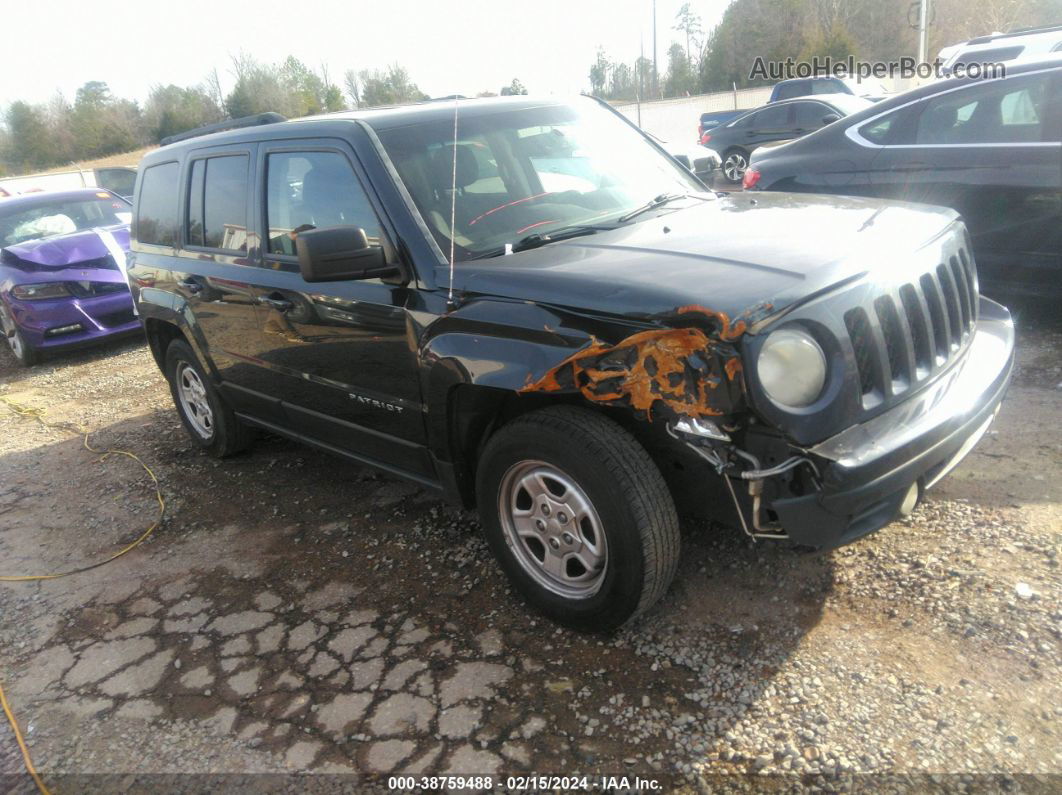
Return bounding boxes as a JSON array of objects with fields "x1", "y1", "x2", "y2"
[{"x1": 446, "y1": 97, "x2": 459, "y2": 310}]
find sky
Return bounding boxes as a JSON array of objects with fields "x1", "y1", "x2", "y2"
[{"x1": 1, "y1": 0, "x2": 732, "y2": 109}]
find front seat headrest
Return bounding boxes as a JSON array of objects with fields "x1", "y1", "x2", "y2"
[{"x1": 429, "y1": 144, "x2": 479, "y2": 192}]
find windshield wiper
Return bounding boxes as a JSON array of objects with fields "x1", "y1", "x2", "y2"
[
  {"x1": 617, "y1": 192, "x2": 710, "y2": 223},
  {"x1": 467, "y1": 223, "x2": 617, "y2": 261}
]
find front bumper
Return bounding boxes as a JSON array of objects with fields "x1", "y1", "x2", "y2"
[
  {"x1": 766, "y1": 297, "x2": 1014, "y2": 549},
  {"x1": 7, "y1": 290, "x2": 139, "y2": 350}
]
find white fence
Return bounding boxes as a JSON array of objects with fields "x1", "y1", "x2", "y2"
[{"x1": 613, "y1": 87, "x2": 774, "y2": 146}]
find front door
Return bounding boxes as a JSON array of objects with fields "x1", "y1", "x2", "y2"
[{"x1": 241, "y1": 142, "x2": 431, "y2": 478}]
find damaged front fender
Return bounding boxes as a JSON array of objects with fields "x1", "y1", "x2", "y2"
[{"x1": 519, "y1": 304, "x2": 755, "y2": 422}]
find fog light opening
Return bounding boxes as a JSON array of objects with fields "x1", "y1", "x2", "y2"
[
  {"x1": 45, "y1": 323, "x2": 83, "y2": 338},
  {"x1": 898, "y1": 482, "x2": 920, "y2": 517}
]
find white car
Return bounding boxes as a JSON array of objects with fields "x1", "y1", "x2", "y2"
[
  {"x1": 0, "y1": 166, "x2": 138, "y2": 200},
  {"x1": 938, "y1": 24, "x2": 1062, "y2": 74}
]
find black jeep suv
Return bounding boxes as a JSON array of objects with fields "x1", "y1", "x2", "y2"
[{"x1": 128, "y1": 96, "x2": 1015, "y2": 631}]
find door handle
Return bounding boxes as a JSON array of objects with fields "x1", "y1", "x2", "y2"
[
  {"x1": 177, "y1": 279, "x2": 202, "y2": 294},
  {"x1": 258, "y1": 294, "x2": 293, "y2": 312}
]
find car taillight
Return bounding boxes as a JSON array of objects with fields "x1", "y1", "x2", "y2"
[
  {"x1": 698, "y1": 124, "x2": 704, "y2": 137},
  {"x1": 700, "y1": 133, "x2": 712, "y2": 145},
  {"x1": 742, "y1": 168, "x2": 762, "y2": 190}
]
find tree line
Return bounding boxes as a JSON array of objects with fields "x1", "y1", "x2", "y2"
[
  {"x1": 0, "y1": 55, "x2": 528, "y2": 176},
  {"x1": 591, "y1": 0, "x2": 1058, "y2": 102}
]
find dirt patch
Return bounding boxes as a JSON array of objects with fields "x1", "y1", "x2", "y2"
[{"x1": 0, "y1": 304, "x2": 1058, "y2": 788}]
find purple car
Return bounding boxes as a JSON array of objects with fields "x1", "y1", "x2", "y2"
[{"x1": 0, "y1": 188, "x2": 139, "y2": 365}]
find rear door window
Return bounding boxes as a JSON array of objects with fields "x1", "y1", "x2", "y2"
[
  {"x1": 136, "y1": 162, "x2": 180, "y2": 247},
  {"x1": 187, "y1": 154, "x2": 250, "y2": 252},
  {"x1": 96, "y1": 168, "x2": 137, "y2": 198}
]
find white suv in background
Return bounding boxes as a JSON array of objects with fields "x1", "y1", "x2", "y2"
[{"x1": 939, "y1": 24, "x2": 1062, "y2": 74}]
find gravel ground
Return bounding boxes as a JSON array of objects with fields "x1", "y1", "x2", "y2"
[{"x1": 0, "y1": 303, "x2": 1059, "y2": 792}]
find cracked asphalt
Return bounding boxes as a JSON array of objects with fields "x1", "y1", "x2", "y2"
[{"x1": 0, "y1": 302, "x2": 1059, "y2": 791}]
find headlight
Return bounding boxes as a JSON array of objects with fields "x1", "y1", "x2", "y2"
[
  {"x1": 11, "y1": 282, "x2": 70, "y2": 300},
  {"x1": 757, "y1": 328, "x2": 827, "y2": 408}
]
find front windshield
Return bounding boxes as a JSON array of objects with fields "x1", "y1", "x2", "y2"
[
  {"x1": 0, "y1": 193, "x2": 131, "y2": 248},
  {"x1": 376, "y1": 100, "x2": 707, "y2": 261}
]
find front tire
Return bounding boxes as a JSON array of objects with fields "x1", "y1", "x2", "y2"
[
  {"x1": 722, "y1": 148, "x2": 749, "y2": 184},
  {"x1": 0, "y1": 307, "x2": 39, "y2": 366},
  {"x1": 165, "y1": 339, "x2": 254, "y2": 457},
  {"x1": 476, "y1": 406, "x2": 680, "y2": 632}
]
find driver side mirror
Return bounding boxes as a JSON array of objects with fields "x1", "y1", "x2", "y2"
[
  {"x1": 295, "y1": 226, "x2": 400, "y2": 283},
  {"x1": 821, "y1": 113, "x2": 841, "y2": 125}
]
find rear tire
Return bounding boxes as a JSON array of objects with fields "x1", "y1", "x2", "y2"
[
  {"x1": 722, "y1": 148, "x2": 749, "y2": 184},
  {"x1": 476, "y1": 406, "x2": 680, "y2": 632},
  {"x1": 165, "y1": 339, "x2": 254, "y2": 457}
]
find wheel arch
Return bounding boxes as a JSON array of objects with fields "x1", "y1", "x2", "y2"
[{"x1": 137, "y1": 289, "x2": 214, "y2": 378}]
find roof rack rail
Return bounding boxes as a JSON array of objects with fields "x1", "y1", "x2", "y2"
[
  {"x1": 160, "y1": 112, "x2": 286, "y2": 147},
  {"x1": 967, "y1": 22, "x2": 1062, "y2": 45}
]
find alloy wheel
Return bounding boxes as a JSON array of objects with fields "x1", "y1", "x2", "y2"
[
  {"x1": 176, "y1": 363, "x2": 215, "y2": 439},
  {"x1": 497, "y1": 460, "x2": 608, "y2": 599},
  {"x1": 724, "y1": 152, "x2": 748, "y2": 182}
]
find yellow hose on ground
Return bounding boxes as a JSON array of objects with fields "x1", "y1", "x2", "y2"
[
  {"x1": 0, "y1": 392, "x2": 168, "y2": 794},
  {"x1": 0, "y1": 395, "x2": 165, "y2": 581},
  {"x1": 0, "y1": 679, "x2": 51, "y2": 795}
]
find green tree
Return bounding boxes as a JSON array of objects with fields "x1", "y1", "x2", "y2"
[
  {"x1": 589, "y1": 48, "x2": 611, "y2": 95},
  {"x1": 501, "y1": 78, "x2": 528, "y2": 95},
  {"x1": 225, "y1": 56, "x2": 291, "y2": 118},
  {"x1": 68, "y1": 81, "x2": 145, "y2": 159},
  {"x1": 673, "y1": 3, "x2": 704, "y2": 71},
  {"x1": 143, "y1": 84, "x2": 223, "y2": 142},
  {"x1": 358, "y1": 64, "x2": 427, "y2": 107},
  {"x1": 664, "y1": 43, "x2": 698, "y2": 97},
  {"x1": 4, "y1": 102, "x2": 56, "y2": 171}
]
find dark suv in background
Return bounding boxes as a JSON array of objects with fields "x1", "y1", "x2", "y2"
[
  {"x1": 127, "y1": 96, "x2": 1014, "y2": 630},
  {"x1": 745, "y1": 59, "x2": 1062, "y2": 297}
]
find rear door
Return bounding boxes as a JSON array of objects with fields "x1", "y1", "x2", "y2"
[
  {"x1": 745, "y1": 104, "x2": 796, "y2": 152},
  {"x1": 240, "y1": 139, "x2": 431, "y2": 478},
  {"x1": 173, "y1": 145, "x2": 277, "y2": 417},
  {"x1": 863, "y1": 69, "x2": 1062, "y2": 293}
]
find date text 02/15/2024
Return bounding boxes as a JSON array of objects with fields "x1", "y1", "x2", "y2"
[{"x1": 387, "y1": 775, "x2": 663, "y2": 790}]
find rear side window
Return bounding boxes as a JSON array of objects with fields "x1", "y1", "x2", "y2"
[
  {"x1": 860, "y1": 112, "x2": 901, "y2": 144},
  {"x1": 136, "y1": 162, "x2": 180, "y2": 247},
  {"x1": 96, "y1": 168, "x2": 137, "y2": 198},
  {"x1": 265, "y1": 151, "x2": 382, "y2": 256},
  {"x1": 914, "y1": 73, "x2": 1052, "y2": 145},
  {"x1": 187, "y1": 155, "x2": 249, "y2": 252},
  {"x1": 773, "y1": 81, "x2": 807, "y2": 101},
  {"x1": 812, "y1": 79, "x2": 845, "y2": 95}
]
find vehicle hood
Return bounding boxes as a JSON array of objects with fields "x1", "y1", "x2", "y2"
[
  {"x1": 1, "y1": 226, "x2": 129, "y2": 270},
  {"x1": 451, "y1": 193, "x2": 959, "y2": 329}
]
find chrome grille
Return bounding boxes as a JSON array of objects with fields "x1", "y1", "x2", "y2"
[{"x1": 846, "y1": 245, "x2": 979, "y2": 409}]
